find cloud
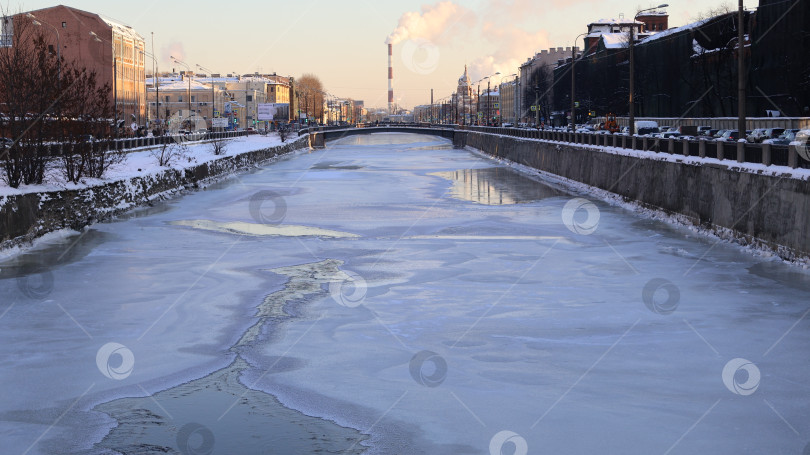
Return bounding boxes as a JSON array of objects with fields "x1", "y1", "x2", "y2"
[
  {"x1": 161, "y1": 41, "x2": 186, "y2": 67},
  {"x1": 468, "y1": 22, "x2": 552, "y2": 81},
  {"x1": 386, "y1": 1, "x2": 476, "y2": 45}
]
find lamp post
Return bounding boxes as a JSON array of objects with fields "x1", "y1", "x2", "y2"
[
  {"x1": 485, "y1": 73, "x2": 501, "y2": 126},
  {"x1": 140, "y1": 49, "x2": 158, "y2": 129},
  {"x1": 196, "y1": 64, "x2": 218, "y2": 130},
  {"x1": 89, "y1": 31, "x2": 117, "y2": 138},
  {"x1": 629, "y1": 4, "x2": 668, "y2": 135},
  {"x1": 571, "y1": 32, "x2": 587, "y2": 132},
  {"x1": 171, "y1": 56, "x2": 192, "y2": 125},
  {"x1": 475, "y1": 77, "x2": 487, "y2": 126},
  {"x1": 499, "y1": 73, "x2": 516, "y2": 126}
]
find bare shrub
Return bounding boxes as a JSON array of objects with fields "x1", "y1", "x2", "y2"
[
  {"x1": 209, "y1": 135, "x2": 228, "y2": 155},
  {"x1": 150, "y1": 141, "x2": 187, "y2": 167}
]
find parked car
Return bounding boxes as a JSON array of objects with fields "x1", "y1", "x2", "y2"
[
  {"x1": 697, "y1": 126, "x2": 712, "y2": 135},
  {"x1": 748, "y1": 128, "x2": 767, "y2": 143},
  {"x1": 502, "y1": 122, "x2": 514, "y2": 127},
  {"x1": 718, "y1": 130, "x2": 742, "y2": 141},
  {"x1": 661, "y1": 127, "x2": 681, "y2": 139},
  {"x1": 762, "y1": 129, "x2": 799, "y2": 145},
  {"x1": 762, "y1": 128, "x2": 785, "y2": 142},
  {"x1": 635, "y1": 120, "x2": 659, "y2": 136},
  {"x1": 705, "y1": 129, "x2": 720, "y2": 138}
]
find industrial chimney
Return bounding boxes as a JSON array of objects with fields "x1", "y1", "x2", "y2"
[{"x1": 388, "y1": 43, "x2": 394, "y2": 115}]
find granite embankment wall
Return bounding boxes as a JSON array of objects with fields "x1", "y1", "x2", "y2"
[
  {"x1": 458, "y1": 131, "x2": 810, "y2": 259},
  {"x1": 0, "y1": 135, "x2": 309, "y2": 249}
]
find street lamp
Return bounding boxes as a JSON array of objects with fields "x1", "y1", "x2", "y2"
[
  {"x1": 571, "y1": 32, "x2": 588, "y2": 132},
  {"x1": 171, "y1": 56, "x2": 192, "y2": 123},
  {"x1": 89, "y1": 31, "x2": 118, "y2": 138},
  {"x1": 27, "y1": 13, "x2": 60, "y2": 80},
  {"x1": 629, "y1": 4, "x2": 668, "y2": 135},
  {"x1": 196, "y1": 63, "x2": 218, "y2": 130},
  {"x1": 140, "y1": 49, "x2": 158, "y2": 129},
  {"x1": 486, "y1": 71, "x2": 501, "y2": 126}
]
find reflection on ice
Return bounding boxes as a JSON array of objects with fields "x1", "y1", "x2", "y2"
[
  {"x1": 431, "y1": 167, "x2": 561, "y2": 205},
  {"x1": 172, "y1": 219, "x2": 360, "y2": 238}
]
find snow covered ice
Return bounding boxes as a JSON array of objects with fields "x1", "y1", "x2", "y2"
[{"x1": 1, "y1": 132, "x2": 810, "y2": 454}]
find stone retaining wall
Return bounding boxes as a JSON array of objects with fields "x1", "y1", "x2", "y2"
[
  {"x1": 459, "y1": 131, "x2": 810, "y2": 260},
  {"x1": 0, "y1": 135, "x2": 309, "y2": 250}
]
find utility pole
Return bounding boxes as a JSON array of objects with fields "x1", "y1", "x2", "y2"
[
  {"x1": 430, "y1": 88, "x2": 433, "y2": 123},
  {"x1": 737, "y1": 0, "x2": 746, "y2": 138}
]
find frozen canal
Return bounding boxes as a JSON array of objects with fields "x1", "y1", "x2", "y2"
[{"x1": 2, "y1": 132, "x2": 810, "y2": 454}]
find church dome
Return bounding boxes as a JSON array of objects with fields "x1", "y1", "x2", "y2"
[{"x1": 458, "y1": 65, "x2": 470, "y2": 86}]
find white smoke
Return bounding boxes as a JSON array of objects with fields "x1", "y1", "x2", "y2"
[
  {"x1": 469, "y1": 24, "x2": 552, "y2": 81},
  {"x1": 161, "y1": 41, "x2": 186, "y2": 67},
  {"x1": 385, "y1": 1, "x2": 475, "y2": 45}
]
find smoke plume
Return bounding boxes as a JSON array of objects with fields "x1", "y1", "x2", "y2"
[{"x1": 385, "y1": 1, "x2": 474, "y2": 45}]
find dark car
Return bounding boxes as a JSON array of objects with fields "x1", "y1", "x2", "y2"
[{"x1": 718, "y1": 130, "x2": 742, "y2": 142}]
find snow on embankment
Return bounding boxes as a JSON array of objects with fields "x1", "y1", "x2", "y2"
[{"x1": 0, "y1": 134, "x2": 310, "y2": 251}]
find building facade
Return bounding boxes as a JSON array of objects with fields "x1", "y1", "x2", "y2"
[
  {"x1": 19, "y1": 5, "x2": 146, "y2": 128},
  {"x1": 518, "y1": 47, "x2": 577, "y2": 124}
]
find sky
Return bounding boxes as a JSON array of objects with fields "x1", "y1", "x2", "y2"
[{"x1": 8, "y1": 0, "x2": 739, "y2": 110}]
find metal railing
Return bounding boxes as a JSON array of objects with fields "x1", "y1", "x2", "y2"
[
  {"x1": 28, "y1": 130, "x2": 253, "y2": 157},
  {"x1": 461, "y1": 125, "x2": 804, "y2": 169}
]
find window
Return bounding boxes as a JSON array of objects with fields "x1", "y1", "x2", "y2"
[
  {"x1": 178, "y1": 96, "x2": 183, "y2": 102},
  {"x1": 61, "y1": 22, "x2": 66, "y2": 28},
  {"x1": 48, "y1": 45, "x2": 54, "y2": 55},
  {"x1": 1, "y1": 16, "x2": 13, "y2": 48},
  {"x1": 165, "y1": 95, "x2": 169, "y2": 102},
  {"x1": 246, "y1": 95, "x2": 253, "y2": 102}
]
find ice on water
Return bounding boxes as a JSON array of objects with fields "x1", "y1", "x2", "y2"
[{"x1": 2, "y1": 133, "x2": 809, "y2": 454}]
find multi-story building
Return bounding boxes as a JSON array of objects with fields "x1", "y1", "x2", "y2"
[
  {"x1": 499, "y1": 79, "x2": 518, "y2": 125},
  {"x1": 518, "y1": 47, "x2": 579, "y2": 124},
  {"x1": 584, "y1": 10, "x2": 667, "y2": 55},
  {"x1": 478, "y1": 90, "x2": 500, "y2": 125},
  {"x1": 147, "y1": 73, "x2": 228, "y2": 130},
  {"x1": 15, "y1": 5, "x2": 146, "y2": 129}
]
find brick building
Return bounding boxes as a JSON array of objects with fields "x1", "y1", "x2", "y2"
[{"x1": 14, "y1": 5, "x2": 146, "y2": 128}]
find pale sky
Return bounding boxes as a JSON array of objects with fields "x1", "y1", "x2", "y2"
[{"x1": 9, "y1": 0, "x2": 738, "y2": 109}]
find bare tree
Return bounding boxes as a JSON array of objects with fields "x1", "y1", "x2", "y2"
[
  {"x1": 209, "y1": 135, "x2": 228, "y2": 155},
  {"x1": 522, "y1": 64, "x2": 552, "y2": 124},
  {"x1": 150, "y1": 140, "x2": 187, "y2": 167},
  {"x1": 297, "y1": 73, "x2": 324, "y2": 123},
  {"x1": 0, "y1": 16, "x2": 56, "y2": 187},
  {"x1": 277, "y1": 125, "x2": 290, "y2": 143},
  {"x1": 60, "y1": 64, "x2": 120, "y2": 181}
]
